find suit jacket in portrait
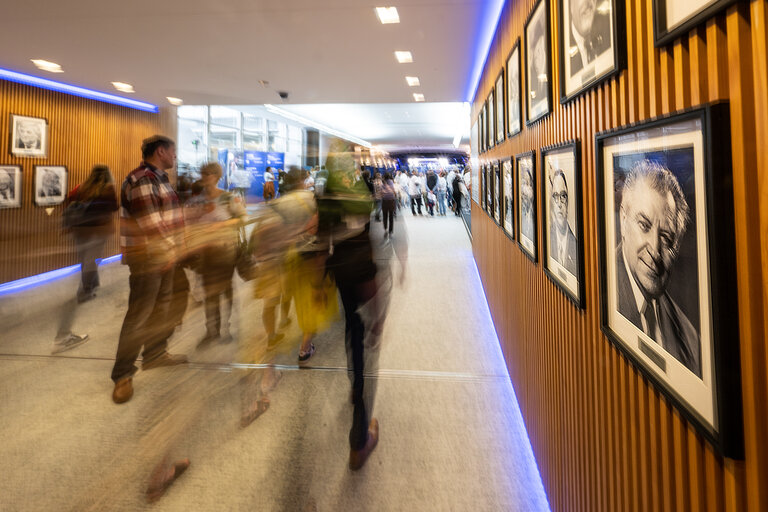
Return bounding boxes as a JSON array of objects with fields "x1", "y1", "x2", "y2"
[
  {"x1": 615, "y1": 244, "x2": 701, "y2": 377},
  {"x1": 569, "y1": 11, "x2": 612, "y2": 75},
  {"x1": 550, "y1": 223, "x2": 578, "y2": 275}
]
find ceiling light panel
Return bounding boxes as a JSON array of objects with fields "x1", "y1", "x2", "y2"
[
  {"x1": 166, "y1": 96, "x2": 183, "y2": 106},
  {"x1": 375, "y1": 7, "x2": 400, "y2": 24},
  {"x1": 111, "y1": 82, "x2": 135, "y2": 93},
  {"x1": 31, "y1": 59, "x2": 63, "y2": 73},
  {"x1": 406, "y1": 76, "x2": 420, "y2": 87},
  {"x1": 413, "y1": 93, "x2": 425, "y2": 102},
  {"x1": 395, "y1": 51, "x2": 413, "y2": 63}
]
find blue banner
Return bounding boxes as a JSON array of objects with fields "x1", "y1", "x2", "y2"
[{"x1": 244, "y1": 150, "x2": 267, "y2": 201}]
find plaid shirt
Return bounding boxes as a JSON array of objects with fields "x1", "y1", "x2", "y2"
[{"x1": 119, "y1": 162, "x2": 183, "y2": 257}]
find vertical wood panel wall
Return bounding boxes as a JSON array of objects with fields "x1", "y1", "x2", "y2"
[
  {"x1": 0, "y1": 80, "x2": 169, "y2": 283},
  {"x1": 472, "y1": 1, "x2": 768, "y2": 510}
]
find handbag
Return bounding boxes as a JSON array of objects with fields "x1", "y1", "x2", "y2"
[
  {"x1": 62, "y1": 200, "x2": 92, "y2": 229},
  {"x1": 235, "y1": 226, "x2": 258, "y2": 281}
]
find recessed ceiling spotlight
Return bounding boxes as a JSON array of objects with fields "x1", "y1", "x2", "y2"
[
  {"x1": 406, "y1": 76, "x2": 420, "y2": 87},
  {"x1": 111, "y1": 82, "x2": 135, "y2": 93},
  {"x1": 31, "y1": 59, "x2": 63, "y2": 73},
  {"x1": 413, "y1": 93, "x2": 425, "y2": 102},
  {"x1": 395, "y1": 51, "x2": 413, "y2": 63},
  {"x1": 375, "y1": 7, "x2": 400, "y2": 24},
  {"x1": 166, "y1": 97, "x2": 183, "y2": 106},
  {"x1": 258, "y1": 80, "x2": 269, "y2": 87}
]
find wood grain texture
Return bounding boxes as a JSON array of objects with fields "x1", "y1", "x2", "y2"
[
  {"x1": 472, "y1": 0, "x2": 768, "y2": 510},
  {"x1": 0, "y1": 80, "x2": 169, "y2": 283}
]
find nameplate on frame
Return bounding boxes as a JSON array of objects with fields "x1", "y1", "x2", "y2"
[{"x1": 639, "y1": 338, "x2": 667, "y2": 373}]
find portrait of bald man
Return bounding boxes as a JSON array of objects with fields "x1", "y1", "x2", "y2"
[{"x1": 615, "y1": 160, "x2": 701, "y2": 377}]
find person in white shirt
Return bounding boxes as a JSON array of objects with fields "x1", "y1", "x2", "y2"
[
  {"x1": 446, "y1": 169, "x2": 457, "y2": 210},
  {"x1": 436, "y1": 171, "x2": 448, "y2": 215},
  {"x1": 408, "y1": 172, "x2": 423, "y2": 215}
]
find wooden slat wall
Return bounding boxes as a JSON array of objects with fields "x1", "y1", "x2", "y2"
[
  {"x1": 0, "y1": 80, "x2": 168, "y2": 283},
  {"x1": 472, "y1": 1, "x2": 768, "y2": 510}
]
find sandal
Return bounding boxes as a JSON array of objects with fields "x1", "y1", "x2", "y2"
[
  {"x1": 240, "y1": 397, "x2": 270, "y2": 428},
  {"x1": 298, "y1": 343, "x2": 316, "y2": 362},
  {"x1": 146, "y1": 459, "x2": 190, "y2": 503}
]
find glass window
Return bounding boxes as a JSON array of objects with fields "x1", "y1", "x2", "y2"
[
  {"x1": 243, "y1": 113, "x2": 264, "y2": 133},
  {"x1": 210, "y1": 106, "x2": 241, "y2": 128},
  {"x1": 177, "y1": 118, "x2": 208, "y2": 173},
  {"x1": 178, "y1": 105, "x2": 208, "y2": 122},
  {"x1": 209, "y1": 125, "x2": 240, "y2": 151},
  {"x1": 268, "y1": 120, "x2": 287, "y2": 152}
]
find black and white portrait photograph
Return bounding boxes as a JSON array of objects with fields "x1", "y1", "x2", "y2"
[
  {"x1": 11, "y1": 114, "x2": 48, "y2": 158},
  {"x1": 517, "y1": 152, "x2": 537, "y2": 260},
  {"x1": 560, "y1": 0, "x2": 620, "y2": 101},
  {"x1": 596, "y1": 104, "x2": 743, "y2": 455},
  {"x1": 542, "y1": 141, "x2": 583, "y2": 306},
  {"x1": 502, "y1": 159, "x2": 514, "y2": 237},
  {"x1": 495, "y1": 71, "x2": 505, "y2": 145},
  {"x1": 480, "y1": 103, "x2": 487, "y2": 152},
  {"x1": 493, "y1": 162, "x2": 501, "y2": 224},
  {"x1": 0, "y1": 165, "x2": 22, "y2": 208},
  {"x1": 506, "y1": 41, "x2": 522, "y2": 137},
  {"x1": 488, "y1": 89, "x2": 496, "y2": 148},
  {"x1": 484, "y1": 164, "x2": 491, "y2": 213},
  {"x1": 34, "y1": 165, "x2": 66, "y2": 206},
  {"x1": 653, "y1": 0, "x2": 737, "y2": 46},
  {"x1": 525, "y1": 0, "x2": 551, "y2": 124}
]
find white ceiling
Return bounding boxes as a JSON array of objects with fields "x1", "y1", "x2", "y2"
[{"x1": 0, "y1": 0, "x2": 502, "y2": 151}]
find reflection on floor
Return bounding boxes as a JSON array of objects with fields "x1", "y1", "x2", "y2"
[{"x1": 0, "y1": 211, "x2": 550, "y2": 511}]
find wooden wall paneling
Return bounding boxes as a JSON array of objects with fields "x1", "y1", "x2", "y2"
[
  {"x1": 673, "y1": 39, "x2": 692, "y2": 109},
  {"x1": 690, "y1": 28, "x2": 708, "y2": 105},
  {"x1": 707, "y1": 17, "x2": 730, "y2": 101}
]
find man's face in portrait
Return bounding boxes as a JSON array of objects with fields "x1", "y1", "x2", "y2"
[
  {"x1": 533, "y1": 36, "x2": 546, "y2": 80},
  {"x1": 43, "y1": 170, "x2": 59, "y2": 193},
  {"x1": 0, "y1": 170, "x2": 11, "y2": 192},
  {"x1": 18, "y1": 122, "x2": 40, "y2": 149},
  {"x1": 620, "y1": 179, "x2": 679, "y2": 299},
  {"x1": 552, "y1": 173, "x2": 568, "y2": 232},
  {"x1": 570, "y1": 0, "x2": 597, "y2": 38}
]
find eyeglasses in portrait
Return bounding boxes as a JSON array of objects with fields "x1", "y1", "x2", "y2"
[
  {"x1": 0, "y1": 165, "x2": 22, "y2": 208},
  {"x1": 596, "y1": 104, "x2": 743, "y2": 457},
  {"x1": 516, "y1": 152, "x2": 537, "y2": 261},
  {"x1": 542, "y1": 141, "x2": 584, "y2": 307},
  {"x1": 34, "y1": 165, "x2": 67, "y2": 206},
  {"x1": 502, "y1": 159, "x2": 514, "y2": 238},
  {"x1": 10, "y1": 114, "x2": 48, "y2": 158},
  {"x1": 525, "y1": 0, "x2": 551, "y2": 124}
]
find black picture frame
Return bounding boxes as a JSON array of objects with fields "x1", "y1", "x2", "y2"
[
  {"x1": 493, "y1": 161, "x2": 501, "y2": 225},
  {"x1": 595, "y1": 102, "x2": 743, "y2": 458},
  {"x1": 483, "y1": 164, "x2": 491, "y2": 214},
  {"x1": 541, "y1": 140, "x2": 585, "y2": 308},
  {"x1": 10, "y1": 114, "x2": 48, "y2": 158},
  {"x1": 0, "y1": 165, "x2": 22, "y2": 208},
  {"x1": 525, "y1": 0, "x2": 552, "y2": 125},
  {"x1": 33, "y1": 165, "x2": 67, "y2": 206},
  {"x1": 482, "y1": 102, "x2": 488, "y2": 152},
  {"x1": 506, "y1": 39, "x2": 523, "y2": 138},
  {"x1": 495, "y1": 70, "x2": 506, "y2": 145},
  {"x1": 516, "y1": 151, "x2": 538, "y2": 262},
  {"x1": 558, "y1": 0, "x2": 625, "y2": 103},
  {"x1": 653, "y1": 0, "x2": 738, "y2": 47},
  {"x1": 501, "y1": 158, "x2": 515, "y2": 239},
  {"x1": 488, "y1": 88, "x2": 496, "y2": 149}
]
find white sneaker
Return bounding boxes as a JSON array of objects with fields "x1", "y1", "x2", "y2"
[{"x1": 52, "y1": 333, "x2": 89, "y2": 354}]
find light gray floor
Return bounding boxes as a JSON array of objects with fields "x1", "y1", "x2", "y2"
[{"x1": 0, "y1": 211, "x2": 550, "y2": 512}]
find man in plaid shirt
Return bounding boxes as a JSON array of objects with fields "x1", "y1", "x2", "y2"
[{"x1": 111, "y1": 135, "x2": 188, "y2": 404}]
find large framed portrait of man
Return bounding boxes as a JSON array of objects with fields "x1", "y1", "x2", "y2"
[
  {"x1": 488, "y1": 89, "x2": 496, "y2": 149},
  {"x1": 559, "y1": 0, "x2": 623, "y2": 102},
  {"x1": 506, "y1": 40, "x2": 523, "y2": 137},
  {"x1": 493, "y1": 161, "x2": 501, "y2": 225},
  {"x1": 596, "y1": 103, "x2": 743, "y2": 457},
  {"x1": 10, "y1": 114, "x2": 48, "y2": 158},
  {"x1": 525, "y1": 0, "x2": 551, "y2": 125},
  {"x1": 0, "y1": 165, "x2": 22, "y2": 208},
  {"x1": 541, "y1": 141, "x2": 584, "y2": 307},
  {"x1": 516, "y1": 151, "x2": 537, "y2": 261},
  {"x1": 495, "y1": 71, "x2": 505, "y2": 145},
  {"x1": 34, "y1": 165, "x2": 66, "y2": 206},
  {"x1": 502, "y1": 158, "x2": 514, "y2": 238},
  {"x1": 653, "y1": 0, "x2": 737, "y2": 47}
]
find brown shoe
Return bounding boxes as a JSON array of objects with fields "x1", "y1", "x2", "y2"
[
  {"x1": 112, "y1": 377, "x2": 133, "y2": 404},
  {"x1": 349, "y1": 418, "x2": 379, "y2": 470},
  {"x1": 146, "y1": 458, "x2": 190, "y2": 503},
  {"x1": 142, "y1": 352, "x2": 188, "y2": 371}
]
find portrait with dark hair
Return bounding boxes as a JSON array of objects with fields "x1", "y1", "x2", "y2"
[
  {"x1": 11, "y1": 114, "x2": 48, "y2": 157},
  {"x1": 517, "y1": 153, "x2": 537, "y2": 259},
  {"x1": 34, "y1": 166, "x2": 67, "y2": 206},
  {"x1": 525, "y1": 0, "x2": 551, "y2": 123},
  {"x1": 0, "y1": 166, "x2": 21, "y2": 208}
]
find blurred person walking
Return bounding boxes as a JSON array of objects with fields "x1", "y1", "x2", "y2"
[
  {"x1": 381, "y1": 172, "x2": 397, "y2": 237},
  {"x1": 436, "y1": 171, "x2": 448, "y2": 215},
  {"x1": 408, "y1": 172, "x2": 423, "y2": 215},
  {"x1": 263, "y1": 166, "x2": 276, "y2": 201},
  {"x1": 111, "y1": 135, "x2": 188, "y2": 405},
  {"x1": 425, "y1": 170, "x2": 438, "y2": 216},
  {"x1": 452, "y1": 173, "x2": 464, "y2": 216}
]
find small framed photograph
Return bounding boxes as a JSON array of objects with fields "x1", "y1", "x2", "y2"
[
  {"x1": 506, "y1": 40, "x2": 523, "y2": 137},
  {"x1": 480, "y1": 103, "x2": 487, "y2": 152},
  {"x1": 516, "y1": 151, "x2": 537, "y2": 261},
  {"x1": 596, "y1": 103, "x2": 743, "y2": 457},
  {"x1": 34, "y1": 165, "x2": 67, "y2": 206},
  {"x1": 10, "y1": 114, "x2": 48, "y2": 158},
  {"x1": 486, "y1": 163, "x2": 494, "y2": 217},
  {"x1": 0, "y1": 165, "x2": 22, "y2": 208},
  {"x1": 480, "y1": 163, "x2": 487, "y2": 210},
  {"x1": 495, "y1": 71, "x2": 505, "y2": 145},
  {"x1": 525, "y1": 0, "x2": 552, "y2": 125},
  {"x1": 559, "y1": 0, "x2": 624, "y2": 102},
  {"x1": 488, "y1": 89, "x2": 496, "y2": 149},
  {"x1": 653, "y1": 0, "x2": 737, "y2": 47},
  {"x1": 493, "y1": 161, "x2": 501, "y2": 225},
  {"x1": 502, "y1": 158, "x2": 514, "y2": 238},
  {"x1": 541, "y1": 141, "x2": 584, "y2": 307}
]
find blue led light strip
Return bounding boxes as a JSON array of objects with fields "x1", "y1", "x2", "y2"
[
  {"x1": 465, "y1": 0, "x2": 506, "y2": 103},
  {"x1": 0, "y1": 68, "x2": 159, "y2": 113},
  {"x1": 0, "y1": 254, "x2": 122, "y2": 296}
]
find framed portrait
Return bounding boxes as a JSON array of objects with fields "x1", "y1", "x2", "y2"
[
  {"x1": 493, "y1": 161, "x2": 501, "y2": 224},
  {"x1": 525, "y1": 0, "x2": 551, "y2": 125},
  {"x1": 541, "y1": 141, "x2": 584, "y2": 307},
  {"x1": 495, "y1": 70, "x2": 505, "y2": 145},
  {"x1": 10, "y1": 114, "x2": 48, "y2": 158},
  {"x1": 0, "y1": 165, "x2": 22, "y2": 208},
  {"x1": 502, "y1": 158, "x2": 514, "y2": 238},
  {"x1": 559, "y1": 0, "x2": 624, "y2": 103},
  {"x1": 596, "y1": 103, "x2": 743, "y2": 457},
  {"x1": 516, "y1": 151, "x2": 537, "y2": 261},
  {"x1": 482, "y1": 164, "x2": 489, "y2": 213},
  {"x1": 480, "y1": 103, "x2": 487, "y2": 152},
  {"x1": 488, "y1": 89, "x2": 496, "y2": 149},
  {"x1": 34, "y1": 165, "x2": 67, "y2": 206},
  {"x1": 506, "y1": 40, "x2": 523, "y2": 138},
  {"x1": 485, "y1": 163, "x2": 493, "y2": 217},
  {"x1": 653, "y1": 0, "x2": 737, "y2": 47}
]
